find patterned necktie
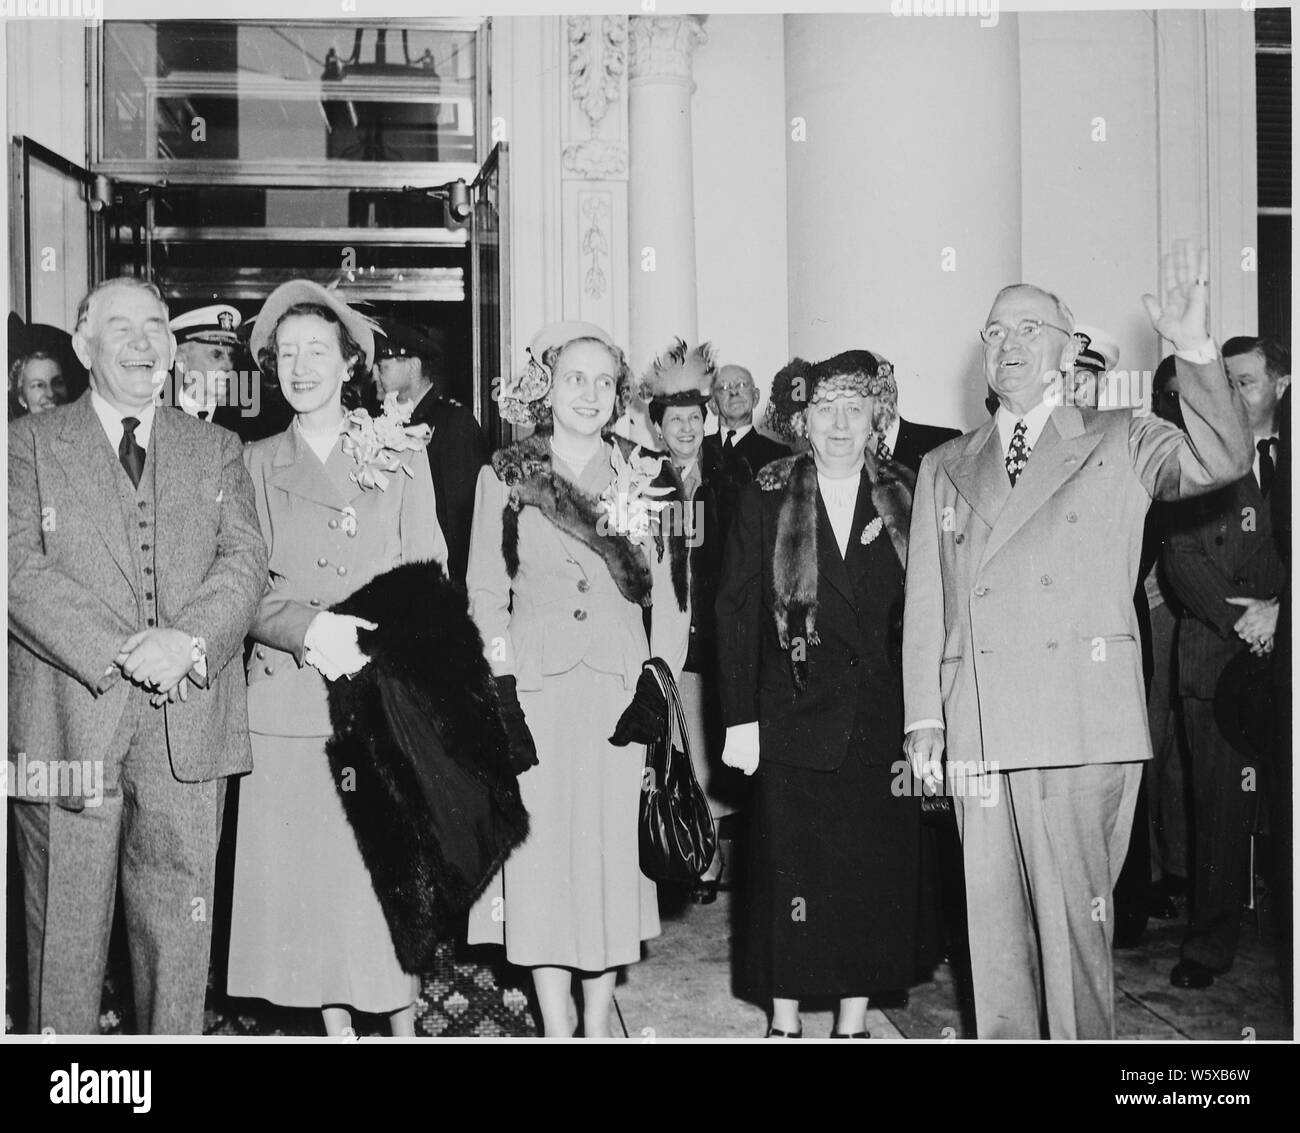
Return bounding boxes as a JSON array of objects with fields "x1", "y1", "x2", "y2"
[
  {"x1": 119, "y1": 417, "x2": 145, "y2": 488},
  {"x1": 876, "y1": 437, "x2": 893, "y2": 463},
  {"x1": 723, "y1": 429, "x2": 736, "y2": 453},
  {"x1": 1005, "y1": 419, "x2": 1030, "y2": 487},
  {"x1": 1257, "y1": 437, "x2": 1276, "y2": 496},
  {"x1": 197, "y1": 409, "x2": 210, "y2": 421}
]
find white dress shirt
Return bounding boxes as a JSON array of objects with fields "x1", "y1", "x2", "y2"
[
  {"x1": 995, "y1": 398, "x2": 1055, "y2": 457},
  {"x1": 818, "y1": 468, "x2": 861, "y2": 559},
  {"x1": 1254, "y1": 434, "x2": 1278, "y2": 490},
  {"x1": 178, "y1": 385, "x2": 219, "y2": 421},
  {"x1": 295, "y1": 416, "x2": 343, "y2": 463},
  {"x1": 91, "y1": 390, "x2": 156, "y2": 450},
  {"x1": 721, "y1": 423, "x2": 754, "y2": 447}
]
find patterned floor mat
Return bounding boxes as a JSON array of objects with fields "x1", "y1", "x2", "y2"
[{"x1": 6, "y1": 938, "x2": 538, "y2": 1038}]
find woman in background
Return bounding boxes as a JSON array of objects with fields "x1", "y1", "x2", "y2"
[
  {"x1": 8, "y1": 350, "x2": 67, "y2": 419},
  {"x1": 641, "y1": 338, "x2": 742, "y2": 903}
]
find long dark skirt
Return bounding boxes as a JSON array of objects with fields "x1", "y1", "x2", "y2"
[{"x1": 744, "y1": 751, "x2": 922, "y2": 1001}]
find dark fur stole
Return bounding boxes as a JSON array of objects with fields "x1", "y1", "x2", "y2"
[
  {"x1": 759, "y1": 451, "x2": 914, "y2": 689},
  {"x1": 492, "y1": 433, "x2": 689, "y2": 611},
  {"x1": 324, "y1": 560, "x2": 529, "y2": 973}
]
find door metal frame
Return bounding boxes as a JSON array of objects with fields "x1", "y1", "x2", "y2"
[
  {"x1": 10, "y1": 135, "x2": 102, "y2": 321},
  {"x1": 470, "y1": 140, "x2": 509, "y2": 443}
]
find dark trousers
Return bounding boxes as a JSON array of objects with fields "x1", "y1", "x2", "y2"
[
  {"x1": 11, "y1": 690, "x2": 225, "y2": 1034},
  {"x1": 1179, "y1": 696, "x2": 1259, "y2": 973},
  {"x1": 1146, "y1": 602, "x2": 1189, "y2": 879}
]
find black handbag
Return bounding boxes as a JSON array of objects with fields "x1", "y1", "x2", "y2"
[{"x1": 638, "y1": 658, "x2": 718, "y2": 883}]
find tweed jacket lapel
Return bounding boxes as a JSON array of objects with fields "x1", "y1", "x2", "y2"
[
  {"x1": 50, "y1": 394, "x2": 135, "y2": 585},
  {"x1": 152, "y1": 407, "x2": 196, "y2": 577}
]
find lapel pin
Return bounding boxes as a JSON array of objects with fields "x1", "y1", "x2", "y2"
[{"x1": 860, "y1": 516, "x2": 884, "y2": 546}]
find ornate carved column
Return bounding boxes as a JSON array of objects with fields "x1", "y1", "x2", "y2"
[
  {"x1": 560, "y1": 14, "x2": 630, "y2": 348},
  {"x1": 627, "y1": 14, "x2": 708, "y2": 375}
]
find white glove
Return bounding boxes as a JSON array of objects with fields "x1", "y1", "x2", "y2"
[
  {"x1": 721, "y1": 721, "x2": 761, "y2": 776},
  {"x1": 303, "y1": 646, "x2": 345, "y2": 682},
  {"x1": 304, "y1": 612, "x2": 377, "y2": 680}
]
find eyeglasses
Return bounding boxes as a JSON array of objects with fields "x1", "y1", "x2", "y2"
[
  {"x1": 717, "y1": 381, "x2": 754, "y2": 395},
  {"x1": 979, "y1": 319, "x2": 1073, "y2": 346}
]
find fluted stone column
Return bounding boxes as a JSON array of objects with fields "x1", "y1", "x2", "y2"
[{"x1": 627, "y1": 14, "x2": 708, "y2": 378}]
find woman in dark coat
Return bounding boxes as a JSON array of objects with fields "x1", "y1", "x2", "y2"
[
  {"x1": 716, "y1": 352, "x2": 923, "y2": 1038},
  {"x1": 641, "y1": 338, "x2": 746, "y2": 901}
]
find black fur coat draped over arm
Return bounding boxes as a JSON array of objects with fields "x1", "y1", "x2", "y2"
[{"x1": 324, "y1": 560, "x2": 529, "y2": 973}]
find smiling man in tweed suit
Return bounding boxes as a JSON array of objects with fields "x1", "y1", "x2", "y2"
[{"x1": 8, "y1": 277, "x2": 267, "y2": 1034}]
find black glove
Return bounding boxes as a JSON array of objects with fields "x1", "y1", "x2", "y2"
[
  {"x1": 494, "y1": 675, "x2": 539, "y2": 774},
  {"x1": 609, "y1": 662, "x2": 669, "y2": 747}
]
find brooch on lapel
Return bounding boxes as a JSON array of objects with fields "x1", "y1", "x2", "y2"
[
  {"x1": 340, "y1": 506, "x2": 358, "y2": 537},
  {"x1": 860, "y1": 517, "x2": 883, "y2": 546}
]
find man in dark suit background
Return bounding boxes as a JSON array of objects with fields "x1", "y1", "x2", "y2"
[
  {"x1": 703, "y1": 364, "x2": 789, "y2": 540},
  {"x1": 8, "y1": 277, "x2": 267, "y2": 1033},
  {"x1": 1164, "y1": 334, "x2": 1289, "y2": 990},
  {"x1": 849, "y1": 349, "x2": 962, "y2": 472},
  {"x1": 374, "y1": 320, "x2": 489, "y2": 587}
]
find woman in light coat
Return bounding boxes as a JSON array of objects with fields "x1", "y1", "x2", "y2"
[
  {"x1": 226, "y1": 279, "x2": 447, "y2": 1037},
  {"x1": 465, "y1": 321, "x2": 690, "y2": 1037}
]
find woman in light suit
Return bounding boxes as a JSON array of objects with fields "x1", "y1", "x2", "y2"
[
  {"x1": 465, "y1": 321, "x2": 690, "y2": 1037},
  {"x1": 226, "y1": 279, "x2": 447, "y2": 1037}
]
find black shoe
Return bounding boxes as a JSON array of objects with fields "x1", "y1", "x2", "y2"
[
  {"x1": 1170, "y1": 959, "x2": 1216, "y2": 989},
  {"x1": 765, "y1": 1026, "x2": 802, "y2": 1038},
  {"x1": 830, "y1": 1031, "x2": 870, "y2": 1039},
  {"x1": 690, "y1": 878, "x2": 719, "y2": 905}
]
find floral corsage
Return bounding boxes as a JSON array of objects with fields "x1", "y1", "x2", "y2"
[
  {"x1": 597, "y1": 444, "x2": 673, "y2": 548},
  {"x1": 340, "y1": 392, "x2": 433, "y2": 491},
  {"x1": 494, "y1": 360, "x2": 552, "y2": 428}
]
